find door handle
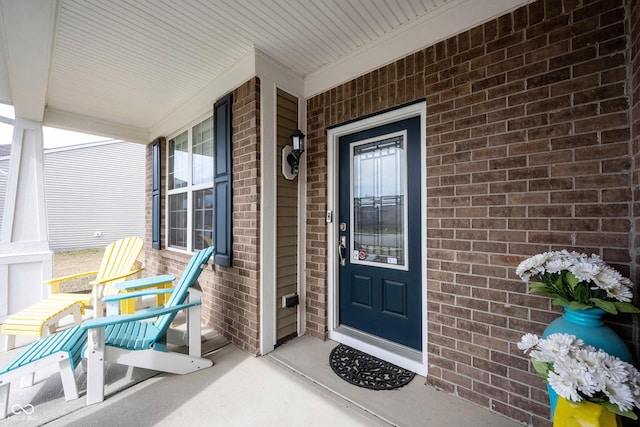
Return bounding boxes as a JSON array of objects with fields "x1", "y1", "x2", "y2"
[{"x1": 338, "y1": 235, "x2": 346, "y2": 266}]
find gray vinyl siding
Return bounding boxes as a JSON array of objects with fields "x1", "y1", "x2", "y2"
[
  {"x1": 1, "y1": 142, "x2": 144, "y2": 249},
  {"x1": 0, "y1": 142, "x2": 145, "y2": 251},
  {"x1": 44, "y1": 141, "x2": 145, "y2": 251},
  {"x1": 276, "y1": 89, "x2": 299, "y2": 344}
]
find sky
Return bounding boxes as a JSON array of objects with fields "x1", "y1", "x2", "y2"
[{"x1": 0, "y1": 103, "x2": 106, "y2": 149}]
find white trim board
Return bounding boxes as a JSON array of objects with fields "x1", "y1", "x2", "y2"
[{"x1": 326, "y1": 101, "x2": 427, "y2": 376}]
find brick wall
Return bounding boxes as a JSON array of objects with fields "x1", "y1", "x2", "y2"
[
  {"x1": 145, "y1": 77, "x2": 262, "y2": 355},
  {"x1": 631, "y1": 0, "x2": 640, "y2": 358},
  {"x1": 306, "y1": 1, "x2": 636, "y2": 425}
]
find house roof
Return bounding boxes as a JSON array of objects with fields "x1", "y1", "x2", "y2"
[{"x1": 0, "y1": 0, "x2": 530, "y2": 143}]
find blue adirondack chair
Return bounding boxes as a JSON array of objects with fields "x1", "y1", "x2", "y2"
[
  {"x1": 0, "y1": 247, "x2": 214, "y2": 418},
  {"x1": 84, "y1": 246, "x2": 214, "y2": 404}
]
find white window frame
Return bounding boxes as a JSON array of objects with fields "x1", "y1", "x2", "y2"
[{"x1": 165, "y1": 113, "x2": 214, "y2": 253}]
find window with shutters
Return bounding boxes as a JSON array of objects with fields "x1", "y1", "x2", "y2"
[{"x1": 166, "y1": 116, "x2": 214, "y2": 252}]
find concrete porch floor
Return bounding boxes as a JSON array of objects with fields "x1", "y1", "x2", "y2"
[{"x1": 1, "y1": 333, "x2": 524, "y2": 426}]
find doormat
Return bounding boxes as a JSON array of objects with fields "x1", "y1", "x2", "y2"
[{"x1": 329, "y1": 344, "x2": 415, "y2": 390}]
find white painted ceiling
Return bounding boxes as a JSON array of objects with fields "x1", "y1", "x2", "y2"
[{"x1": 0, "y1": 0, "x2": 530, "y2": 142}]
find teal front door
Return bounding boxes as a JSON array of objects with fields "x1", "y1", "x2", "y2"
[{"x1": 338, "y1": 116, "x2": 422, "y2": 350}]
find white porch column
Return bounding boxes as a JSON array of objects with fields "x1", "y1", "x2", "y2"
[{"x1": 0, "y1": 118, "x2": 52, "y2": 322}]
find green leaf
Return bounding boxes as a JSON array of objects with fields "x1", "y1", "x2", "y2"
[
  {"x1": 533, "y1": 289, "x2": 561, "y2": 298},
  {"x1": 565, "y1": 271, "x2": 580, "y2": 288},
  {"x1": 573, "y1": 283, "x2": 589, "y2": 303},
  {"x1": 613, "y1": 301, "x2": 640, "y2": 313},
  {"x1": 531, "y1": 358, "x2": 550, "y2": 377},
  {"x1": 555, "y1": 275, "x2": 564, "y2": 287},
  {"x1": 528, "y1": 283, "x2": 560, "y2": 298},
  {"x1": 528, "y1": 281, "x2": 546, "y2": 289},
  {"x1": 601, "y1": 401, "x2": 638, "y2": 420},
  {"x1": 565, "y1": 301, "x2": 591, "y2": 311},
  {"x1": 529, "y1": 282, "x2": 547, "y2": 294},
  {"x1": 551, "y1": 297, "x2": 572, "y2": 307},
  {"x1": 589, "y1": 298, "x2": 618, "y2": 315},
  {"x1": 528, "y1": 282, "x2": 550, "y2": 291}
]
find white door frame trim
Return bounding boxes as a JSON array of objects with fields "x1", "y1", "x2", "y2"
[{"x1": 327, "y1": 102, "x2": 427, "y2": 376}]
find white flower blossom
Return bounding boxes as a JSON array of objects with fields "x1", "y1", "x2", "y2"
[
  {"x1": 628, "y1": 370, "x2": 640, "y2": 407},
  {"x1": 620, "y1": 276, "x2": 635, "y2": 289},
  {"x1": 516, "y1": 250, "x2": 637, "y2": 305},
  {"x1": 604, "y1": 283, "x2": 634, "y2": 302},
  {"x1": 593, "y1": 266, "x2": 622, "y2": 290},
  {"x1": 548, "y1": 370, "x2": 582, "y2": 402},
  {"x1": 570, "y1": 261, "x2": 601, "y2": 283},
  {"x1": 534, "y1": 333, "x2": 581, "y2": 363},
  {"x1": 603, "y1": 378, "x2": 635, "y2": 412},
  {"x1": 545, "y1": 258, "x2": 573, "y2": 274},
  {"x1": 519, "y1": 333, "x2": 640, "y2": 416},
  {"x1": 555, "y1": 358, "x2": 598, "y2": 397},
  {"x1": 574, "y1": 347, "x2": 604, "y2": 373},
  {"x1": 600, "y1": 353, "x2": 630, "y2": 384},
  {"x1": 517, "y1": 333, "x2": 539, "y2": 352},
  {"x1": 516, "y1": 253, "x2": 551, "y2": 281}
]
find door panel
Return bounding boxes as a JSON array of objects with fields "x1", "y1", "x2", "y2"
[{"x1": 338, "y1": 116, "x2": 422, "y2": 350}]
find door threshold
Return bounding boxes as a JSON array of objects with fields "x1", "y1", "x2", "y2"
[{"x1": 330, "y1": 326, "x2": 426, "y2": 376}]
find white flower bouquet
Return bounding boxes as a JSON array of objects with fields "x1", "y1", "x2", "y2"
[
  {"x1": 519, "y1": 333, "x2": 640, "y2": 420},
  {"x1": 516, "y1": 250, "x2": 639, "y2": 314}
]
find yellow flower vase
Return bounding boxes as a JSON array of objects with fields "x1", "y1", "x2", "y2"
[{"x1": 553, "y1": 397, "x2": 621, "y2": 427}]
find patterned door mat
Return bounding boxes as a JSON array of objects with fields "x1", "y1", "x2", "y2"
[{"x1": 329, "y1": 344, "x2": 415, "y2": 390}]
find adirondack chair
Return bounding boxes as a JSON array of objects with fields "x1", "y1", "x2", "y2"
[
  {"x1": 1, "y1": 237, "x2": 144, "y2": 352},
  {"x1": 0, "y1": 247, "x2": 213, "y2": 418},
  {"x1": 84, "y1": 246, "x2": 214, "y2": 404},
  {"x1": 0, "y1": 325, "x2": 88, "y2": 419}
]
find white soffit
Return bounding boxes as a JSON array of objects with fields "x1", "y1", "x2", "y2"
[
  {"x1": 305, "y1": 0, "x2": 534, "y2": 97},
  {"x1": 44, "y1": 0, "x2": 532, "y2": 140}
]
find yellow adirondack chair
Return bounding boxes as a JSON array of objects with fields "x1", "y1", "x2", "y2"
[{"x1": 0, "y1": 237, "x2": 145, "y2": 351}]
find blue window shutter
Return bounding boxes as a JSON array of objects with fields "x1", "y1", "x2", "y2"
[
  {"x1": 151, "y1": 137, "x2": 162, "y2": 250},
  {"x1": 213, "y1": 93, "x2": 232, "y2": 266}
]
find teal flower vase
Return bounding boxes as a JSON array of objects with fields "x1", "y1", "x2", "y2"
[{"x1": 542, "y1": 306, "x2": 633, "y2": 417}]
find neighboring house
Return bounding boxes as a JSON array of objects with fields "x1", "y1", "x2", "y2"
[{"x1": 0, "y1": 140, "x2": 145, "y2": 251}]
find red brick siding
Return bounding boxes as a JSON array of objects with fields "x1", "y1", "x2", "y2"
[
  {"x1": 306, "y1": 1, "x2": 635, "y2": 424},
  {"x1": 145, "y1": 77, "x2": 262, "y2": 355}
]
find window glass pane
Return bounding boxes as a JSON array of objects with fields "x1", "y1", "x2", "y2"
[
  {"x1": 167, "y1": 115, "x2": 215, "y2": 252},
  {"x1": 351, "y1": 135, "x2": 406, "y2": 268},
  {"x1": 168, "y1": 131, "x2": 188, "y2": 190},
  {"x1": 192, "y1": 188, "x2": 214, "y2": 251},
  {"x1": 192, "y1": 117, "x2": 213, "y2": 186},
  {"x1": 169, "y1": 193, "x2": 187, "y2": 249}
]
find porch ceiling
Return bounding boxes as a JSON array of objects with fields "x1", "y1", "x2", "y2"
[{"x1": 0, "y1": 0, "x2": 530, "y2": 143}]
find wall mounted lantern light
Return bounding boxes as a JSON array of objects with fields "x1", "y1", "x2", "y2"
[{"x1": 282, "y1": 128, "x2": 305, "y2": 180}]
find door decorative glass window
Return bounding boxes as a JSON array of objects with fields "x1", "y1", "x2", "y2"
[{"x1": 350, "y1": 132, "x2": 408, "y2": 270}]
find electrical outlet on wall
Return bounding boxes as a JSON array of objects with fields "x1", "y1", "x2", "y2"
[{"x1": 281, "y1": 293, "x2": 299, "y2": 308}]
